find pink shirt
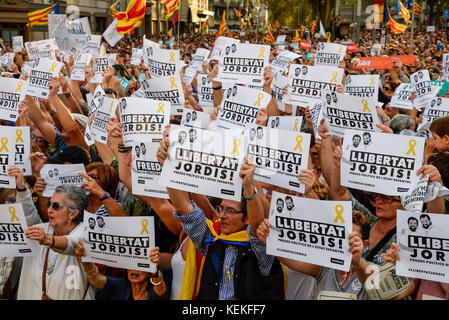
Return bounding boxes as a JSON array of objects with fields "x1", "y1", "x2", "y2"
[{"x1": 414, "y1": 279, "x2": 449, "y2": 300}]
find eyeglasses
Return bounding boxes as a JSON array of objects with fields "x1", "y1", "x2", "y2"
[
  {"x1": 383, "y1": 86, "x2": 392, "y2": 91},
  {"x1": 31, "y1": 133, "x2": 45, "y2": 144},
  {"x1": 4, "y1": 197, "x2": 16, "y2": 204},
  {"x1": 88, "y1": 173, "x2": 98, "y2": 180},
  {"x1": 46, "y1": 200, "x2": 66, "y2": 211},
  {"x1": 215, "y1": 205, "x2": 244, "y2": 215},
  {"x1": 373, "y1": 194, "x2": 401, "y2": 204}
]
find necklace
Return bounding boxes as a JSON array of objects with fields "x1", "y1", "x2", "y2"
[{"x1": 338, "y1": 269, "x2": 353, "y2": 288}]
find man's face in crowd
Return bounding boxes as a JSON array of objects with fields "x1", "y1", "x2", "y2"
[
  {"x1": 31, "y1": 128, "x2": 49, "y2": 151},
  {"x1": 218, "y1": 199, "x2": 248, "y2": 235},
  {"x1": 310, "y1": 145, "x2": 320, "y2": 168}
]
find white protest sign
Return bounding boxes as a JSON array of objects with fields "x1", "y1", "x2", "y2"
[
  {"x1": 266, "y1": 192, "x2": 353, "y2": 272},
  {"x1": 286, "y1": 64, "x2": 344, "y2": 107},
  {"x1": 87, "y1": 34, "x2": 102, "y2": 56},
  {"x1": 83, "y1": 212, "x2": 156, "y2": 272},
  {"x1": 13, "y1": 36, "x2": 23, "y2": 53},
  {"x1": 41, "y1": 164, "x2": 87, "y2": 197},
  {"x1": 389, "y1": 83, "x2": 414, "y2": 110},
  {"x1": 141, "y1": 76, "x2": 185, "y2": 116},
  {"x1": 181, "y1": 109, "x2": 211, "y2": 129},
  {"x1": 341, "y1": 130, "x2": 425, "y2": 195},
  {"x1": 322, "y1": 90, "x2": 380, "y2": 138},
  {"x1": 48, "y1": 14, "x2": 72, "y2": 51},
  {"x1": 25, "y1": 39, "x2": 57, "y2": 60},
  {"x1": 217, "y1": 43, "x2": 270, "y2": 86},
  {"x1": 90, "y1": 96, "x2": 118, "y2": 143},
  {"x1": 270, "y1": 50, "x2": 301, "y2": 76},
  {"x1": 310, "y1": 99, "x2": 324, "y2": 138},
  {"x1": 26, "y1": 58, "x2": 63, "y2": 99},
  {"x1": 396, "y1": 210, "x2": 449, "y2": 283},
  {"x1": 271, "y1": 73, "x2": 288, "y2": 112},
  {"x1": 371, "y1": 43, "x2": 382, "y2": 56},
  {"x1": 70, "y1": 53, "x2": 92, "y2": 81},
  {"x1": 426, "y1": 26, "x2": 435, "y2": 32},
  {"x1": 197, "y1": 74, "x2": 214, "y2": 108},
  {"x1": 0, "y1": 78, "x2": 28, "y2": 122},
  {"x1": 0, "y1": 125, "x2": 31, "y2": 176},
  {"x1": 159, "y1": 125, "x2": 245, "y2": 201},
  {"x1": 364, "y1": 263, "x2": 414, "y2": 300},
  {"x1": 315, "y1": 42, "x2": 347, "y2": 67},
  {"x1": 143, "y1": 46, "x2": 180, "y2": 78},
  {"x1": 131, "y1": 48, "x2": 143, "y2": 66},
  {"x1": 418, "y1": 96, "x2": 449, "y2": 130},
  {"x1": 102, "y1": 18, "x2": 123, "y2": 47},
  {"x1": 67, "y1": 17, "x2": 91, "y2": 48},
  {"x1": 267, "y1": 116, "x2": 303, "y2": 131},
  {"x1": 0, "y1": 204, "x2": 39, "y2": 257},
  {"x1": 344, "y1": 74, "x2": 379, "y2": 102},
  {"x1": 411, "y1": 70, "x2": 434, "y2": 108},
  {"x1": 317, "y1": 291, "x2": 357, "y2": 300},
  {"x1": 131, "y1": 140, "x2": 168, "y2": 199},
  {"x1": 190, "y1": 48, "x2": 210, "y2": 72},
  {"x1": 246, "y1": 126, "x2": 310, "y2": 193},
  {"x1": 400, "y1": 175, "x2": 428, "y2": 212},
  {"x1": 118, "y1": 97, "x2": 170, "y2": 147},
  {"x1": 214, "y1": 85, "x2": 270, "y2": 131},
  {"x1": 210, "y1": 36, "x2": 240, "y2": 61},
  {"x1": 0, "y1": 127, "x2": 15, "y2": 188},
  {"x1": 88, "y1": 85, "x2": 106, "y2": 116},
  {"x1": 91, "y1": 45, "x2": 109, "y2": 83},
  {"x1": 182, "y1": 67, "x2": 197, "y2": 86},
  {"x1": 443, "y1": 53, "x2": 449, "y2": 81}
]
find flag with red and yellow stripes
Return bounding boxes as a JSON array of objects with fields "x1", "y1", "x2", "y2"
[
  {"x1": 386, "y1": 6, "x2": 407, "y2": 34},
  {"x1": 397, "y1": 0, "x2": 411, "y2": 23},
  {"x1": 213, "y1": 11, "x2": 227, "y2": 44},
  {"x1": 27, "y1": 3, "x2": 59, "y2": 27},
  {"x1": 264, "y1": 22, "x2": 275, "y2": 44},
  {"x1": 116, "y1": 0, "x2": 146, "y2": 34},
  {"x1": 162, "y1": 0, "x2": 180, "y2": 20},
  {"x1": 110, "y1": 0, "x2": 121, "y2": 20}
]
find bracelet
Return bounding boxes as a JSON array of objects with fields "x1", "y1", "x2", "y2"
[
  {"x1": 118, "y1": 143, "x2": 131, "y2": 153},
  {"x1": 243, "y1": 186, "x2": 259, "y2": 200},
  {"x1": 16, "y1": 185, "x2": 26, "y2": 192},
  {"x1": 212, "y1": 85, "x2": 222, "y2": 90},
  {"x1": 150, "y1": 277, "x2": 163, "y2": 286}
]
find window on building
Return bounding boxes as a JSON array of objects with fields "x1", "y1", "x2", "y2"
[{"x1": 0, "y1": 23, "x2": 24, "y2": 47}]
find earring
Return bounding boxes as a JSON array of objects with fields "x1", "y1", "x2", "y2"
[{"x1": 67, "y1": 219, "x2": 71, "y2": 223}]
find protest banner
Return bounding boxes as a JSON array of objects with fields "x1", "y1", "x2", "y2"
[
  {"x1": 130, "y1": 48, "x2": 143, "y2": 66},
  {"x1": 214, "y1": 85, "x2": 271, "y2": 131},
  {"x1": 87, "y1": 34, "x2": 102, "y2": 56},
  {"x1": 0, "y1": 204, "x2": 39, "y2": 257},
  {"x1": 270, "y1": 50, "x2": 301, "y2": 76},
  {"x1": 91, "y1": 46, "x2": 110, "y2": 84},
  {"x1": 26, "y1": 58, "x2": 63, "y2": 99},
  {"x1": 159, "y1": 125, "x2": 245, "y2": 201},
  {"x1": 400, "y1": 175, "x2": 429, "y2": 212},
  {"x1": 210, "y1": 36, "x2": 240, "y2": 61},
  {"x1": 418, "y1": 97, "x2": 449, "y2": 130},
  {"x1": 88, "y1": 85, "x2": 106, "y2": 117},
  {"x1": 217, "y1": 43, "x2": 270, "y2": 86},
  {"x1": 118, "y1": 97, "x2": 170, "y2": 147},
  {"x1": 82, "y1": 212, "x2": 156, "y2": 272},
  {"x1": 70, "y1": 53, "x2": 92, "y2": 81},
  {"x1": 90, "y1": 96, "x2": 118, "y2": 143},
  {"x1": 41, "y1": 164, "x2": 87, "y2": 197},
  {"x1": 266, "y1": 192, "x2": 353, "y2": 272},
  {"x1": 0, "y1": 125, "x2": 31, "y2": 176},
  {"x1": 180, "y1": 109, "x2": 211, "y2": 129},
  {"x1": 443, "y1": 53, "x2": 449, "y2": 81},
  {"x1": 182, "y1": 67, "x2": 197, "y2": 86},
  {"x1": 389, "y1": 83, "x2": 414, "y2": 110},
  {"x1": 197, "y1": 74, "x2": 214, "y2": 108},
  {"x1": 13, "y1": 36, "x2": 23, "y2": 53},
  {"x1": 310, "y1": 99, "x2": 324, "y2": 138},
  {"x1": 427, "y1": 26, "x2": 435, "y2": 32},
  {"x1": 271, "y1": 73, "x2": 288, "y2": 112},
  {"x1": 143, "y1": 46, "x2": 180, "y2": 78},
  {"x1": 341, "y1": 130, "x2": 425, "y2": 195},
  {"x1": 67, "y1": 17, "x2": 91, "y2": 48},
  {"x1": 364, "y1": 263, "x2": 414, "y2": 300},
  {"x1": 411, "y1": 70, "x2": 435, "y2": 108},
  {"x1": 246, "y1": 126, "x2": 310, "y2": 193},
  {"x1": 300, "y1": 40, "x2": 311, "y2": 51},
  {"x1": 24, "y1": 39, "x2": 57, "y2": 60},
  {"x1": 102, "y1": 18, "x2": 123, "y2": 47},
  {"x1": 431, "y1": 80, "x2": 449, "y2": 96},
  {"x1": 315, "y1": 42, "x2": 346, "y2": 67},
  {"x1": 267, "y1": 116, "x2": 303, "y2": 132},
  {"x1": 48, "y1": 14, "x2": 72, "y2": 52},
  {"x1": 131, "y1": 140, "x2": 168, "y2": 199},
  {"x1": 322, "y1": 90, "x2": 380, "y2": 138},
  {"x1": 275, "y1": 35, "x2": 286, "y2": 44},
  {"x1": 190, "y1": 48, "x2": 210, "y2": 72},
  {"x1": 0, "y1": 126, "x2": 15, "y2": 188},
  {"x1": 396, "y1": 210, "x2": 449, "y2": 283},
  {"x1": 354, "y1": 56, "x2": 417, "y2": 69},
  {"x1": 371, "y1": 43, "x2": 382, "y2": 56},
  {"x1": 286, "y1": 64, "x2": 344, "y2": 108},
  {"x1": 0, "y1": 77, "x2": 28, "y2": 122},
  {"x1": 346, "y1": 43, "x2": 357, "y2": 53},
  {"x1": 344, "y1": 74, "x2": 379, "y2": 101},
  {"x1": 141, "y1": 76, "x2": 185, "y2": 116}
]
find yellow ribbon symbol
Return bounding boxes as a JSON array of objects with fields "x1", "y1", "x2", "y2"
[
  {"x1": 16, "y1": 130, "x2": 24, "y2": 143},
  {"x1": 169, "y1": 51, "x2": 175, "y2": 62},
  {"x1": 231, "y1": 138, "x2": 241, "y2": 156},
  {"x1": 109, "y1": 101, "x2": 114, "y2": 113},
  {"x1": 294, "y1": 135, "x2": 303, "y2": 152},
  {"x1": 254, "y1": 93, "x2": 264, "y2": 107},
  {"x1": 362, "y1": 99, "x2": 371, "y2": 112},
  {"x1": 258, "y1": 47, "x2": 265, "y2": 58},
  {"x1": 326, "y1": 32, "x2": 332, "y2": 43},
  {"x1": 334, "y1": 205, "x2": 345, "y2": 224},
  {"x1": 140, "y1": 219, "x2": 150, "y2": 235},
  {"x1": 369, "y1": 76, "x2": 375, "y2": 86},
  {"x1": 337, "y1": 45, "x2": 343, "y2": 53},
  {"x1": 0, "y1": 137, "x2": 8, "y2": 152},
  {"x1": 15, "y1": 81, "x2": 23, "y2": 93},
  {"x1": 157, "y1": 102, "x2": 165, "y2": 113},
  {"x1": 293, "y1": 118, "x2": 299, "y2": 131},
  {"x1": 169, "y1": 77, "x2": 177, "y2": 89},
  {"x1": 406, "y1": 139, "x2": 416, "y2": 156},
  {"x1": 330, "y1": 71, "x2": 338, "y2": 83},
  {"x1": 9, "y1": 207, "x2": 19, "y2": 222},
  {"x1": 49, "y1": 62, "x2": 57, "y2": 73}
]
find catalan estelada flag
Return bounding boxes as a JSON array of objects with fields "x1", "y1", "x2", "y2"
[
  {"x1": 116, "y1": 0, "x2": 146, "y2": 34},
  {"x1": 27, "y1": 3, "x2": 59, "y2": 27},
  {"x1": 264, "y1": 22, "x2": 275, "y2": 44},
  {"x1": 110, "y1": 0, "x2": 121, "y2": 20},
  {"x1": 407, "y1": 0, "x2": 422, "y2": 14},
  {"x1": 213, "y1": 11, "x2": 227, "y2": 44},
  {"x1": 386, "y1": 5, "x2": 407, "y2": 34},
  {"x1": 397, "y1": 0, "x2": 411, "y2": 23},
  {"x1": 201, "y1": 18, "x2": 208, "y2": 34},
  {"x1": 162, "y1": 0, "x2": 180, "y2": 20}
]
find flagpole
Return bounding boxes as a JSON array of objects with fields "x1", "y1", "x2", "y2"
[
  {"x1": 177, "y1": 0, "x2": 180, "y2": 44},
  {"x1": 410, "y1": 0, "x2": 415, "y2": 43}
]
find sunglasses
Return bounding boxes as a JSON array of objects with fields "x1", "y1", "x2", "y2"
[
  {"x1": 46, "y1": 200, "x2": 66, "y2": 211},
  {"x1": 4, "y1": 197, "x2": 16, "y2": 204},
  {"x1": 215, "y1": 205, "x2": 244, "y2": 215},
  {"x1": 31, "y1": 133, "x2": 45, "y2": 144}
]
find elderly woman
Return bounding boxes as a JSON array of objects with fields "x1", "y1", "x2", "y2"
[
  {"x1": 74, "y1": 239, "x2": 172, "y2": 300},
  {"x1": 8, "y1": 166, "x2": 95, "y2": 300}
]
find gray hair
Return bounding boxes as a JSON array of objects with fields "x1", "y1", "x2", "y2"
[
  {"x1": 54, "y1": 185, "x2": 88, "y2": 224},
  {"x1": 389, "y1": 114, "x2": 414, "y2": 134}
]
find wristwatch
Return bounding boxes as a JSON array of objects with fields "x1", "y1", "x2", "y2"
[
  {"x1": 149, "y1": 270, "x2": 161, "y2": 278},
  {"x1": 243, "y1": 186, "x2": 259, "y2": 200},
  {"x1": 100, "y1": 192, "x2": 110, "y2": 201}
]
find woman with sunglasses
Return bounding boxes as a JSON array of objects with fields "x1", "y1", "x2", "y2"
[{"x1": 7, "y1": 165, "x2": 95, "y2": 299}]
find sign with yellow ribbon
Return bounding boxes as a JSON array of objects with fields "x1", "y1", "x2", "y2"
[
  {"x1": 26, "y1": 58, "x2": 62, "y2": 99},
  {"x1": 315, "y1": 42, "x2": 347, "y2": 67},
  {"x1": 344, "y1": 74, "x2": 379, "y2": 102},
  {"x1": 231, "y1": 138, "x2": 241, "y2": 156},
  {"x1": 0, "y1": 77, "x2": 29, "y2": 121}
]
